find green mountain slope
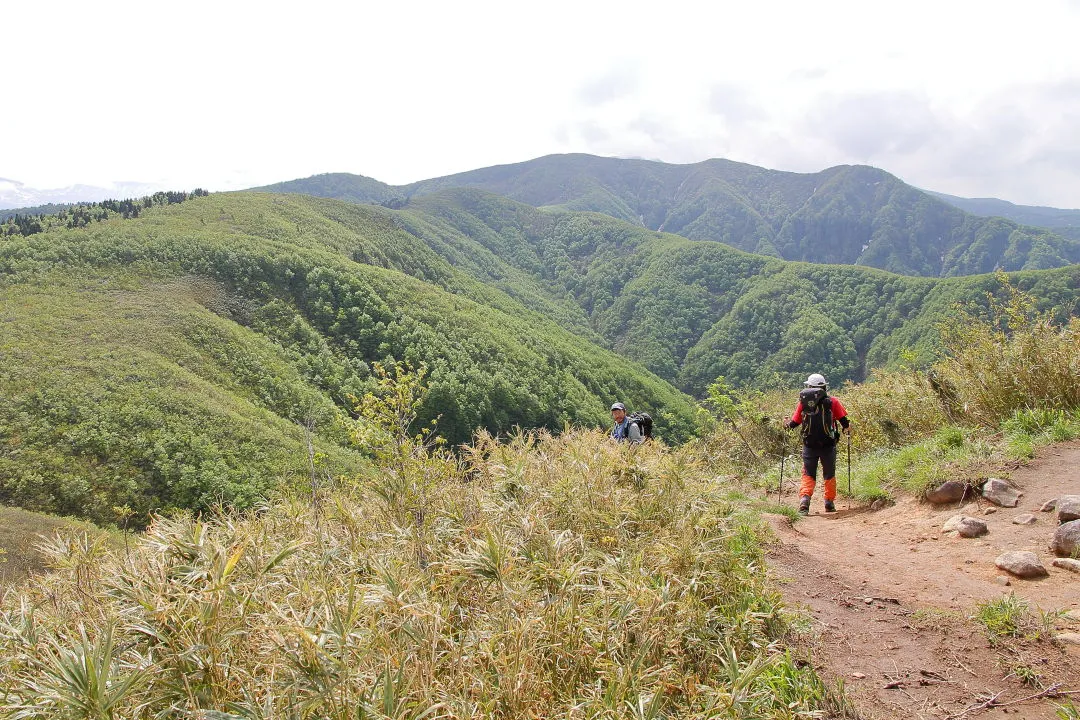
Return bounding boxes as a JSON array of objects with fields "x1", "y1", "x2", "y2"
[
  {"x1": 0, "y1": 274, "x2": 363, "y2": 523},
  {"x1": 0, "y1": 193, "x2": 700, "y2": 523},
  {"x1": 258, "y1": 154, "x2": 1080, "y2": 277},
  {"x1": 256, "y1": 171, "x2": 404, "y2": 207}
]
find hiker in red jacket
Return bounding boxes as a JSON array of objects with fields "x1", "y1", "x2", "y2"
[{"x1": 786, "y1": 373, "x2": 850, "y2": 515}]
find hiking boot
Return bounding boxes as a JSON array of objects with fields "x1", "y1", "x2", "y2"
[
  {"x1": 798, "y1": 496, "x2": 810, "y2": 515},
  {"x1": 824, "y1": 500, "x2": 836, "y2": 513}
]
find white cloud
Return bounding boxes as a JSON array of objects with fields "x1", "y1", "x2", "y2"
[{"x1": 4, "y1": 0, "x2": 1080, "y2": 207}]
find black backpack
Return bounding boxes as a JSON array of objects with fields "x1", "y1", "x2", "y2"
[
  {"x1": 798, "y1": 387, "x2": 839, "y2": 446},
  {"x1": 627, "y1": 412, "x2": 653, "y2": 440}
]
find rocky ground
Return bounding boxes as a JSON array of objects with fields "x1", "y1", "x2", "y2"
[{"x1": 766, "y1": 441, "x2": 1080, "y2": 719}]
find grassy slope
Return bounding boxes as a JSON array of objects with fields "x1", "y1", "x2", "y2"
[
  {"x1": 2, "y1": 188, "x2": 1078, "y2": 524},
  {"x1": 0, "y1": 274, "x2": 364, "y2": 523},
  {"x1": 0, "y1": 431, "x2": 849, "y2": 719},
  {"x1": 0, "y1": 217, "x2": 1075, "y2": 717},
  {"x1": 0, "y1": 505, "x2": 104, "y2": 587}
]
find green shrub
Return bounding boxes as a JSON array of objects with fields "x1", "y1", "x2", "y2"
[{"x1": 972, "y1": 594, "x2": 1043, "y2": 642}]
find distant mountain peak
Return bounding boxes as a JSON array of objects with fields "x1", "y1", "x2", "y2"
[{"x1": 252, "y1": 154, "x2": 1080, "y2": 277}]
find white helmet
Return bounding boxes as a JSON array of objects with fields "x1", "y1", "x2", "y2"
[{"x1": 804, "y1": 373, "x2": 827, "y2": 388}]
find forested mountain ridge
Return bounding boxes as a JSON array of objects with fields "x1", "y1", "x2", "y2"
[
  {"x1": 376, "y1": 187, "x2": 1080, "y2": 395},
  {"x1": 929, "y1": 190, "x2": 1080, "y2": 241},
  {"x1": 257, "y1": 154, "x2": 1080, "y2": 277}
]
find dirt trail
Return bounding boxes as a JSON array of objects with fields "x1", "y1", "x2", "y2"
[{"x1": 766, "y1": 441, "x2": 1080, "y2": 720}]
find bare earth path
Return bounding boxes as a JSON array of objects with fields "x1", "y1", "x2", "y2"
[{"x1": 766, "y1": 441, "x2": 1080, "y2": 720}]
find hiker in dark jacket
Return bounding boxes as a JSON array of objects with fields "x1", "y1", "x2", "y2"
[
  {"x1": 610, "y1": 402, "x2": 643, "y2": 444},
  {"x1": 786, "y1": 374, "x2": 850, "y2": 515}
]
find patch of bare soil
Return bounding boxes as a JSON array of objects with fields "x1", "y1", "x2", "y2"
[{"x1": 766, "y1": 441, "x2": 1080, "y2": 720}]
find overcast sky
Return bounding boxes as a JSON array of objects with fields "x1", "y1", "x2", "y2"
[{"x1": 5, "y1": 0, "x2": 1080, "y2": 208}]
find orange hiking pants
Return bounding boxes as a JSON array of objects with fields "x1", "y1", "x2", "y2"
[{"x1": 799, "y1": 444, "x2": 838, "y2": 501}]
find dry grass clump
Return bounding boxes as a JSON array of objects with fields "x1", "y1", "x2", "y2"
[
  {"x1": 932, "y1": 276, "x2": 1080, "y2": 428},
  {"x1": 837, "y1": 366, "x2": 946, "y2": 450},
  {"x1": 0, "y1": 428, "x2": 843, "y2": 719},
  {"x1": 0, "y1": 506, "x2": 106, "y2": 588}
]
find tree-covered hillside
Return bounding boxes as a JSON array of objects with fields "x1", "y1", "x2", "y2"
[
  {"x1": 258, "y1": 154, "x2": 1080, "y2": 277},
  {"x1": 367, "y1": 188, "x2": 1080, "y2": 395},
  {"x1": 0, "y1": 192, "x2": 699, "y2": 523}
]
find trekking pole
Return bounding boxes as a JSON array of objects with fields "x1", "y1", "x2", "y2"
[
  {"x1": 778, "y1": 450, "x2": 785, "y2": 505},
  {"x1": 847, "y1": 427, "x2": 852, "y2": 497}
]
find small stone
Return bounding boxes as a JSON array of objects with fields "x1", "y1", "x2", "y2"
[
  {"x1": 1012, "y1": 514, "x2": 1037, "y2": 525},
  {"x1": 943, "y1": 515, "x2": 989, "y2": 538},
  {"x1": 1041, "y1": 498, "x2": 1058, "y2": 512},
  {"x1": 1057, "y1": 495, "x2": 1080, "y2": 524},
  {"x1": 925, "y1": 480, "x2": 969, "y2": 504},
  {"x1": 994, "y1": 576, "x2": 1011, "y2": 586},
  {"x1": 1051, "y1": 520, "x2": 1080, "y2": 557},
  {"x1": 982, "y1": 478, "x2": 1022, "y2": 508},
  {"x1": 1051, "y1": 558, "x2": 1080, "y2": 574},
  {"x1": 1056, "y1": 633, "x2": 1080, "y2": 645},
  {"x1": 995, "y1": 551, "x2": 1049, "y2": 578},
  {"x1": 984, "y1": 507, "x2": 998, "y2": 515},
  {"x1": 851, "y1": 672, "x2": 866, "y2": 679},
  {"x1": 943, "y1": 515, "x2": 965, "y2": 532}
]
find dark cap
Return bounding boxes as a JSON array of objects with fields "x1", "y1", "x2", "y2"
[{"x1": 610, "y1": 402, "x2": 626, "y2": 411}]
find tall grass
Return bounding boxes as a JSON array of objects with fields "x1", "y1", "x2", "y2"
[
  {"x1": 932, "y1": 275, "x2": 1080, "y2": 428},
  {"x1": 0, "y1": 427, "x2": 846, "y2": 719}
]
